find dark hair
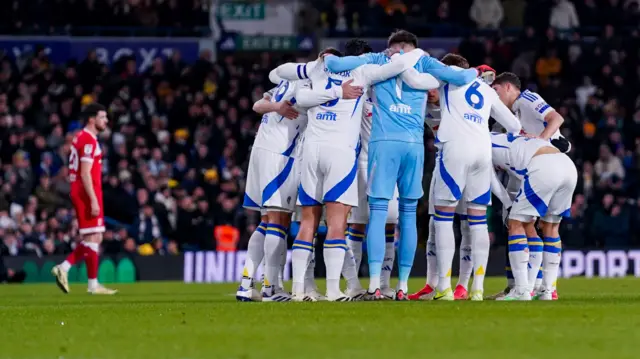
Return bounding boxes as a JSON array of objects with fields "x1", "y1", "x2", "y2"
[
  {"x1": 82, "y1": 103, "x2": 106, "y2": 122},
  {"x1": 318, "y1": 47, "x2": 342, "y2": 58},
  {"x1": 493, "y1": 72, "x2": 522, "y2": 90},
  {"x1": 344, "y1": 39, "x2": 373, "y2": 56},
  {"x1": 440, "y1": 53, "x2": 469, "y2": 69},
  {"x1": 387, "y1": 29, "x2": 418, "y2": 48}
]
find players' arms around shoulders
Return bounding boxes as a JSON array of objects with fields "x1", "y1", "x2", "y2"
[
  {"x1": 269, "y1": 59, "x2": 320, "y2": 83},
  {"x1": 252, "y1": 90, "x2": 299, "y2": 119},
  {"x1": 295, "y1": 79, "x2": 363, "y2": 107},
  {"x1": 357, "y1": 49, "x2": 426, "y2": 85}
]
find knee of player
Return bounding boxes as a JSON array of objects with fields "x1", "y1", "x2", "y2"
[
  {"x1": 507, "y1": 219, "x2": 525, "y2": 234},
  {"x1": 539, "y1": 221, "x2": 560, "y2": 237},
  {"x1": 523, "y1": 222, "x2": 538, "y2": 238}
]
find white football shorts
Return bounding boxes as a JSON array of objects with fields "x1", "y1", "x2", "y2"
[
  {"x1": 243, "y1": 147, "x2": 298, "y2": 213},
  {"x1": 298, "y1": 142, "x2": 358, "y2": 207},
  {"x1": 510, "y1": 153, "x2": 577, "y2": 224}
]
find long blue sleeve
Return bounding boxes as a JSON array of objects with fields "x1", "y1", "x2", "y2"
[
  {"x1": 422, "y1": 57, "x2": 477, "y2": 86},
  {"x1": 325, "y1": 55, "x2": 368, "y2": 73}
]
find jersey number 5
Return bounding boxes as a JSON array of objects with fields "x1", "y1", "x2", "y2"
[
  {"x1": 465, "y1": 81, "x2": 484, "y2": 110},
  {"x1": 322, "y1": 77, "x2": 342, "y2": 107}
]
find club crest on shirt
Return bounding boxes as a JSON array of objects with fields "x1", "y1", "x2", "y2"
[{"x1": 84, "y1": 144, "x2": 93, "y2": 155}]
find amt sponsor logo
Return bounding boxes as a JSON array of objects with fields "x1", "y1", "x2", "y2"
[
  {"x1": 316, "y1": 112, "x2": 337, "y2": 121},
  {"x1": 464, "y1": 113, "x2": 483, "y2": 124},
  {"x1": 389, "y1": 104, "x2": 412, "y2": 114}
]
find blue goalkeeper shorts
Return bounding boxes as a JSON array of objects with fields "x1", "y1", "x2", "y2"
[{"x1": 367, "y1": 141, "x2": 424, "y2": 200}]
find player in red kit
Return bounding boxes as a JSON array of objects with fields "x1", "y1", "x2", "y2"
[{"x1": 51, "y1": 103, "x2": 117, "y2": 295}]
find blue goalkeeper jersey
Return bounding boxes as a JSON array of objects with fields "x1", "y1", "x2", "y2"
[{"x1": 326, "y1": 52, "x2": 477, "y2": 144}]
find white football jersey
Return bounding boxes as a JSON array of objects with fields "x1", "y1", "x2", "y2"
[
  {"x1": 253, "y1": 80, "x2": 309, "y2": 157},
  {"x1": 437, "y1": 77, "x2": 521, "y2": 145},
  {"x1": 357, "y1": 96, "x2": 373, "y2": 164},
  {"x1": 513, "y1": 90, "x2": 560, "y2": 139},
  {"x1": 424, "y1": 102, "x2": 441, "y2": 133},
  {"x1": 490, "y1": 132, "x2": 553, "y2": 179}
]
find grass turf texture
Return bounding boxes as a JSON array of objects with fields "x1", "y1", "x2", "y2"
[{"x1": 1, "y1": 278, "x2": 639, "y2": 359}]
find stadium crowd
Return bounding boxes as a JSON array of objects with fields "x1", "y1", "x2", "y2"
[{"x1": 1, "y1": 0, "x2": 639, "y2": 263}]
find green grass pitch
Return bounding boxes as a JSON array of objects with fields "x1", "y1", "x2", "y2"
[{"x1": 1, "y1": 277, "x2": 640, "y2": 359}]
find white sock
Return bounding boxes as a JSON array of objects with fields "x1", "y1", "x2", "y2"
[
  {"x1": 468, "y1": 219, "x2": 490, "y2": 292},
  {"x1": 426, "y1": 216, "x2": 438, "y2": 288},
  {"x1": 434, "y1": 211, "x2": 456, "y2": 292},
  {"x1": 291, "y1": 240, "x2": 313, "y2": 297},
  {"x1": 304, "y1": 236, "x2": 318, "y2": 292},
  {"x1": 83, "y1": 241, "x2": 99, "y2": 252},
  {"x1": 542, "y1": 237, "x2": 562, "y2": 291},
  {"x1": 508, "y1": 234, "x2": 529, "y2": 291},
  {"x1": 534, "y1": 276, "x2": 543, "y2": 291},
  {"x1": 278, "y1": 242, "x2": 286, "y2": 290},
  {"x1": 347, "y1": 227, "x2": 364, "y2": 269},
  {"x1": 263, "y1": 224, "x2": 287, "y2": 294},
  {"x1": 88, "y1": 278, "x2": 98, "y2": 290},
  {"x1": 342, "y1": 248, "x2": 361, "y2": 291},
  {"x1": 60, "y1": 260, "x2": 71, "y2": 272},
  {"x1": 381, "y1": 240, "x2": 395, "y2": 289},
  {"x1": 240, "y1": 223, "x2": 266, "y2": 289},
  {"x1": 324, "y1": 239, "x2": 347, "y2": 297},
  {"x1": 527, "y1": 237, "x2": 543, "y2": 292},
  {"x1": 457, "y1": 218, "x2": 472, "y2": 289}
]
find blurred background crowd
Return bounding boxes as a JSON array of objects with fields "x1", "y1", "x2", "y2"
[{"x1": 1, "y1": 0, "x2": 639, "y2": 263}]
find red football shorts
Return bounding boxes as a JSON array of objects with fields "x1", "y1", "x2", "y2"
[{"x1": 71, "y1": 192, "x2": 105, "y2": 235}]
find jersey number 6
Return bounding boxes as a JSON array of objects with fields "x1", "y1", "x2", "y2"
[
  {"x1": 322, "y1": 77, "x2": 342, "y2": 107},
  {"x1": 464, "y1": 81, "x2": 484, "y2": 110}
]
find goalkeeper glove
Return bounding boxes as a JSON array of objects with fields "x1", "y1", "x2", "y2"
[
  {"x1": 550, "y1": 136, "x2": 571, "y2": 153},
  {"x1": 476, "y1": 64, "x2": 496, "y2": 85}
]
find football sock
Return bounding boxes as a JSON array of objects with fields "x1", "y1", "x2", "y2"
[
  {"x1": 366, "y1": 197, "x2": 389, "y2": 292},
  {"x1": 263, "y1": 223, "x2": 287, "y2": 295},
  {"x1": 527, "y1": 237, "x2": 544, "y2": 292},
  {"x1": 291, "y1": 240, "x2": 313, "y2": 297},
  {"x1": 83, "y1": 241, "x2": 100, "y2": 290},
  {"x1": 535, "y1": 269, "x2": 543, "y2": 291},
  {"x1": 397, "y1": 198, "x2": 418, "y2": 293},
  {"x1": 542, "y1": 237, "x2": 562, "y2": 291},
  {"x1": 426, "y1": 216, "x2": 438, "y2": 288},
  {"x1": 381, "y1": 227, "x2": 396, "y2": 289},
  {"x1": 324, "y1": 239, "x2": 348, "y2": 298},
  {"x1": 468, "y1": 214, "x2": 489, "y2": 292},
  {"x1": 342, "y1": 247, "x2": 361, "y2": 291},
  {"x1": 240, "y1": 222, "x2": 266, "y2": 289},
  {"x1": 508, "y1": 234, "x2": 529, "y2": 291},
  {"x1": 505, "y1": 247, "x2": 515, "y2": 288},
  {"x1": 304, "y1": 235, "x2": 317, "y2": 292},
  {"x1": 347, "y1": 227, "x2": 364, "y2": 270},
  {"x1": 434, "y1": 209, "x2": 455, "y2": 293},
  {"x1": 457, "y1": 216, "x2": 472, "y2": 289},
  {"x1": 61, "y1": 241, "x2": 88, "y2": 271}
]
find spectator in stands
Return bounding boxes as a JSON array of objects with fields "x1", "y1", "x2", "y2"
[
  {"x1": 502, "y1": 0, "x2": 526, "y2": 28},
  {"x1": 595, "y1": 144, "x2": 626, "y2": 185},
  {"x1": 550, "y1": 0, "x2": 580, "y2": 31},
  {"x1": 536, "y1": 49, "x2": 563, "y2": 87},
  {"x1": 469, "y1": 0, "x2": 504, "y2": 29}
]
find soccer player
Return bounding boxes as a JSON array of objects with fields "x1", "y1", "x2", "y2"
[
  {"x1": 51, "y1": 103, "x2": 117, "y2": 295},
  {"x1": 342, "y1": 39, "x2": 400, "y2": 300},
  {"x1": 490, "y1": 72, "x2": 569, "y2": 299},
  {"x1": 282, "y1": 46, "x2": 425, "y2": 301},
  {"x1": 325, "y1": 31, "x2": 479, "y2": 300},
  {"x1": 402, "y1": 54, "x2": 521, "y2": 300},
  {"x1": 410, "y1": 64, "x2": 497, "y2": 301},
  {"x1": 490, "y1": 132, "x2": 577, "y2": 300},
  {"x1": 238, "y1": 49, "x2": 361, "y2": 302}
]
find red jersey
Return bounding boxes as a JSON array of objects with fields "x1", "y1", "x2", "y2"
[{"x1": 69, "y1": 129, "x2": 103, "y2": 201}]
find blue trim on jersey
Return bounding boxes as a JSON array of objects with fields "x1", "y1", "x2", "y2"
[
  {"x1": 296, "y1": 65, "x2": 303, "y2": 80},
  {"x1": 290, "y1": 97, "x2": 297, "y2": 105},
  {"x1": 560, "y1": 208, "x2": 571, "y2": 218},
  {"x1": 492, "y1": 143, "x2": 509, "y2": 149},
  {"x1": 538, "y1": 104, "x2": 550, "y2": 114},
  {"x1": 524, "y1": 175, "x2": 548, "y2": 216},
  {"x1": 351, "y1": 96, "x2": 362, "y2": 118},
  {"x1": 323, "y1": 158, "x2": 358, "y2": 202},
  {"x1": 518, "y1": 90, "x2": 538, "y2": 102},
  {"x1": 298, "y1": 184, "x2": 322, "y2": 206},
  {"x1": 282, "y1": 132, "x2": 301, "y2": 157},
  {"x1": 243, "y1": 193, "x2": 261, "y2": 209},
  {"x1": 471, "y1": 189, "x2": 492, "y2": 205},
  {"x1": 510, "y1": 167, "x2": 528, "y2": 176},
  {"x1": 438, "y1": 148, "x2": 462, "y2": 200},
  {"x1": 303, "y1": 64, "x2": 308, "y2": 79},
  {"x1": 507, "y1": 133, "x2": 519, "y2": 142},
  {"x1": 443, "y1": 83, "x2": 451, "y2": 113},
  {"x1": 262, "y1": 157, "x2": 295, "y2": 205}
]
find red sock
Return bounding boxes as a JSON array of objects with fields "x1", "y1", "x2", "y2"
[
  {"x1": 64, "y1": 243, "x2": 87, "y2": 266},
  {"x1": 84, "y1": 245, "x2": 99, "y2": 280}
]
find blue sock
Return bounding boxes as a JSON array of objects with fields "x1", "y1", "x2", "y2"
[
  {"x1": 366, "y1": 197, "x2": 389, "y2": 290},
  {"x1": 397, "y1": 198, "x2": 418, "y2": 288}
]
